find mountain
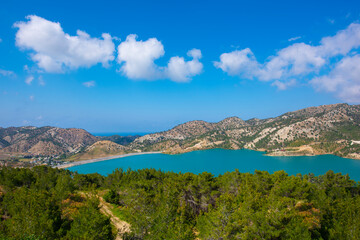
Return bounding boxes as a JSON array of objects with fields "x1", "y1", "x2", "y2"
[
  {"x1": 0, "y1": 126, "x2": 98, "y2": 156},
  {"x1": 131, "y1": 103, "x2": 360, "y2": 159},
  {"x1": 1, "y1": 103, "x2": 360, "y2": 161},
  {"x1": 67, "y1": 140, "x2": 130, "y2": 161}
]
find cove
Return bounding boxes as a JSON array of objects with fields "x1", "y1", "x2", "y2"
[{"x1": 67, "y1": 149, "x2": 360, "y2": 181}]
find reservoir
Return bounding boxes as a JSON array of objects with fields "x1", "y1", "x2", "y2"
[{"x1": 68, "y1": 149, "x2": 360, "y2": 181}]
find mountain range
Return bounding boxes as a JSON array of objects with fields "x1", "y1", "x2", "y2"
[{"x1": 1, "y1": 103, "x2": 360, "y2": 162}]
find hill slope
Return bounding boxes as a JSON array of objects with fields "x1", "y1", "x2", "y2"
[
  {"x1": 131, "y1": 103, "x2": 360, "y2": 159},
  {"x1": 67, "y1": 140, "x2": 130, "y2": 161},
  {"x1": 1, "y1": 103, "x2": 360, "y2": 161},
  {"x1": 0, "y1": 126, "x2": 98, "y2": 156}
]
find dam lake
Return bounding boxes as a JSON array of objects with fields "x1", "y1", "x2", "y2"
[{"x1": 67, "y1": 149, "x2": 360, "y2": 181}]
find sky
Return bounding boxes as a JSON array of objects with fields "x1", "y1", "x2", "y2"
[{"x1": 1, "y1": 0, "x2": 360, "y2": 133}]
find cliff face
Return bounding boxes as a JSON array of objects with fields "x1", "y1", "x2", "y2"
[
  {"x1": 131, "y1": 103, "x2": 360, "y2": 159},
  {"x1": 0, "y1": 126, "x2": 98, "y2": 156}
]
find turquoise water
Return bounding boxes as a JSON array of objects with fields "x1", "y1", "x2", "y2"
[{"x1": 67, "y1": 149, "x2": 360, "y2": 181}]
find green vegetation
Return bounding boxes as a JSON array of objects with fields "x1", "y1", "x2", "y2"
[
  {"x1": 1, "y1": 166, "x2": 360, "y2": 239},
  {"x1": 312, "y1": 142, "x2": 343, "y2": 153},
  {"x1": 100, "y1": 135, "x2": 139, "y2": 146},
  {"x1": 0, "y1": 167, "x2": 113, "y2": 240},
  {"x1": 287, "y1": 138, "x2": 314, "y2": 147}
]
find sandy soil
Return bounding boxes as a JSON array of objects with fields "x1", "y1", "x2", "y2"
[{"x1": 98, "y1": 195, "x2": 131, "y2": 240}]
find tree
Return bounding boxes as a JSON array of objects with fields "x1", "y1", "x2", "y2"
[{"x1": 66, "y1": 198, "x2": 113, "y2": 240}]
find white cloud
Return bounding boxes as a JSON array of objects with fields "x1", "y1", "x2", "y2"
[
  {"x1": 318, "y1": 23, "x2": 360, "y2": 56},
  {"x1": 214, "y1": 48, "x2": 259, "y2": 78},
  {"x1": 288, "y1": 36, "x2": 301, "y2": 42},
  {"x1": 215, "y1": 23, "x2": 360, "y2": 101},
  {"x1": 117, "y1": 34, "x2": 164, "y2": 80},
  {"x1": 25, "y1": 75, "x2": 34, "y2": 85},
  {"x1": 257, "y1": 43, "x2": 325, "y2": 81},
  {"x1": 0, "y1": 69, "x2": 15, "y2": 76},
  {"x1": 272, "y1": 79, "x2": 297, "y2": 90},
  {"x1": 14, "y1": 15, "x2": 115, "y2": 73},
  {"x1": 29, "y1": 95, "x2": 34, "y2": 101},
  {"x1": 117, "y1": 35, "x2": 202, "y2": 82},
  {"x1": 311, "y1": 55, "x2": 360, "y2": 102},
  {"x1": 166, "y1": 49, "x2": 203, "y2": 82},
  {"x1": 83, "y1": 80, "x2": 96, "y2": 87}
]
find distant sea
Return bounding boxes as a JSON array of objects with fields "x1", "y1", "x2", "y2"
[
  {"x1": 68, "y1": 149, "x2": 360, "y2": 181},
  {"x1": 92, "y1": 132, "x2": 151, "y2": 137}
]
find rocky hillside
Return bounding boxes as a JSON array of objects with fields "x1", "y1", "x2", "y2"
[
  {"x1": 1, "y1": 103, "x2": 360, "y2": 161},
  {"x1": 67, "y1": 140, "x2": 130, "y2": 161},
  {"x1": 0, "y1": 126, "x2": 98, "y2": 156},
  {"x1": 131, "y1": 103, "x2": 360, "y2": 159}
]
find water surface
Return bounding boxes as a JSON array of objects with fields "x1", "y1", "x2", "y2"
[{"x1": 68, "y1": 149, "x2": 360, "y2": 181}]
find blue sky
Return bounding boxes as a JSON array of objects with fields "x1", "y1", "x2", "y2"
[{"x1": 1, "y1": 0, "x2": 360, "y2": 132}]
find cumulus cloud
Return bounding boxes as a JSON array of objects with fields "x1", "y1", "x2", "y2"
[
  {"x1": 117, "y1": 34, "x2": 164, "y2": 80},
  {"x1": 311, "y1": 55, "x2": 360, "y2": 102},
  {"x1": 214, "y1": 48, "x2": 259, "y2": 78},
  {"x1": 215, "y1": 23, "x2": 360, "y2": 101},
  {"x1": 83, "y1": 80, "x2": 96, "y2": 87},
  {"x1": 25, "y1": 75, "x2": 34, "y2": 85},
  {"x1": 256, "y1": 43, "x2": 325, "y2": 81},
  {"x1": 117, "y1": 35, "x2": 202, "y2": 82},
  {"x1": 14, "y1": 15, "x2": 115, "y2": 73},
  {"x1": 166, "y1": 49, "x2": 203, "y2": 82},
  {"x1": 318, "y1": 23, "x2": 360, "y2": 56}
]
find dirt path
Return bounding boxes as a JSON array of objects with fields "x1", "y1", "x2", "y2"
[
  {"x1": 79, "y1": 192, "x2": 131, "y2": 240},
  {"x1": 98, "y1": 195, "x2": 131, "y2": 240}
]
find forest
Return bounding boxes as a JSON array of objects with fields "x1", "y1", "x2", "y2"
[{"x1": 0, "y1": 166, "x2": 360, "y2": 239}]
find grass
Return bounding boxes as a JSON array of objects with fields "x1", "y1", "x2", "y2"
[{"x1": 110, "y1": 204, "x2": 129, "y2": 221}]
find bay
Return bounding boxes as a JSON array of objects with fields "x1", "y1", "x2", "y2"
[{"x1": 67, "y1": 149, "x2": 360, "y2": 181}]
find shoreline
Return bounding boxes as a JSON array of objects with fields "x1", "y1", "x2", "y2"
[
  {"x1": 164, "y1": 147, "x2": 360, "y2": 160},
  {"x1": 53, "y1": 148, "x2": 360, "y2": 170},
  {"x1": 56, "y1": 151, "x2": 162, "y2": 169}
]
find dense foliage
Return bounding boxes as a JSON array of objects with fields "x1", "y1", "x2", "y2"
[
  {"x1": 1, "y1": 166, "x2": 360, "y2": 239},
  {"x1": 0, "y1": 167, "x2": 112, "y2": 240}
]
